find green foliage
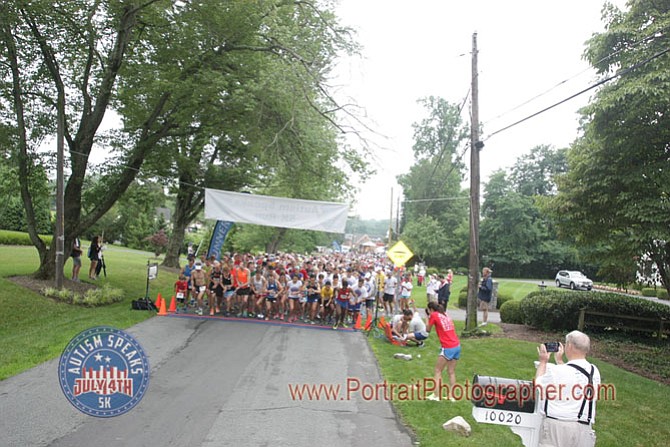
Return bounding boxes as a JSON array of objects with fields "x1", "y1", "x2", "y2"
[
  {"x1": 42, "y1": 285, "x2": 124, "y2": 306},
  {"x1": 499, "y1": 300, "x2": 524, "y2": 324},
  {"x1": 641, "y1": 288, "x2": 657, "y2": 297},
  {"x1": 458, "y1": 287, "x2": 468, "y2": 308},
  {"x1": 0, "y1": 230, "x2": 52, "y2": 246},
  {"x1": 520, "y1": 290, "x2": 670, "y2": 337},
  {"x1": 495, "y1": 292, "x2": 512, "y2": 309},
  {"x1": 658, "y1": 289, "x2": 669, "y2": 300},
  {"x1": 397, "y1": 97, "x2": 470, "y2": 268},
  {"x1": 481, "y1": 146, "x2": 579, "y2": 279},
  {"x1": 0, "y1": 160, "x2": 51, "y2": 233},
  {"x1": 547, "y1": 2, "x2": 670, "y2": 291}
]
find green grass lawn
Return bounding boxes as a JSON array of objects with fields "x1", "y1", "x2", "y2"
[
  {"x1": 369, "y1": 324, "x2": 670, "y2": 447},
  {"x1": 0, "y1": 245, "x2": 180, "y2": 379}
]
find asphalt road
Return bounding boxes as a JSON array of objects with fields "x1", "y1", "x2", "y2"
[{"x1": 1, "y1": 316, "x2": 413, "y2": 447}]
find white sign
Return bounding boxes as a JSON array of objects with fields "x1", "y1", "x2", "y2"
[
  {"x1": 148, "y1": 263, "x2": 158, "y2": 280},
  {"x1": 205, "y1": 189, "x2": 348, "y2": 234}
]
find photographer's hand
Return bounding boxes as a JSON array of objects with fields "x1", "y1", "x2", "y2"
[
  {"x1": 535, "y1": 344, "x2": 550, "y2": 379},
  {"x1": 555, "y1": 342, "x2": 565, "y2": 365}
]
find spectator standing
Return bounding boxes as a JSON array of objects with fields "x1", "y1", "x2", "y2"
[
  {"x1": 382, "y1": 272, "x2": 398, "y2": 317},
  {"x1": 70, "y1": 237, "x2": 82, "y2": 282},
  {"x1": 437, "y1": 275, "x2": 451, "y2": 309},
  {"x1": 535, "y1": 331, "x2": 601, "y2": 447},
  {"x1": 477, "y1": 267, "x2": 493, "y2": 326},
  {"x1": 87, "y1": 236, "x2": 101, "y2": 280}
]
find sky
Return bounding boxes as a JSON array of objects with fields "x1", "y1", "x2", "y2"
[{"x1": 332, "y1": 0, "x2": 625, "y2": 220}]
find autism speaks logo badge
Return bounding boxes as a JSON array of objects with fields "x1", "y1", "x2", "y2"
[{"x1": 59, "y1": 326, "x2": 150, "y2": 417}]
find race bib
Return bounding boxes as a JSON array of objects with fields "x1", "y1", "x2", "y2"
[
  {"x1": 177, "y1": 292, "x2": 185, "y2": 299},
  {"x1": 199, "y1": 286, "x2": 206, "y2": 293}
]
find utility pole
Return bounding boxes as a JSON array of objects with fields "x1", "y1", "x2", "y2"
[
  {"x1": 466, "y1": 32, "x2": 483, "y2": 332},
  {"x1": 395, "y1": 196, "x2": 400, "y2": 237},
  {"x1": 388, "y1": 187, "x2": 394, "y2": 244}
]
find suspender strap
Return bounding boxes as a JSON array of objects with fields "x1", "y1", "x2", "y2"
[{"x1": 567, "y1": 363, "x2": 595, "y2": 425}]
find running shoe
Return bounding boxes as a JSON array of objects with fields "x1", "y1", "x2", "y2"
[
  {"x1": 209, "y1": 309, "x2": 214, "y2": 316},
  {"x1": 196, "y1": 308, "x2": 203, "y2": 316},
  {"x1": 426, "y1": 393, "x2": 440, "y2": 401},
  {"x1": 215, "y1": 307, "x2": 220, "y2": 313},
  {"x1": 242, "y1": 311, "x2": 248, "y2": 318},
  {"x1": 332, "y1": 323, "x2": 338, "y2": 330}
]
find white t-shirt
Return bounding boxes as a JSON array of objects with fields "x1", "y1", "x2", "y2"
[
  {"x1": 384, "y1": 276, "x2": 398, "y2": 295},
  {"x1": 536, "y1": 359, "x2": 601, "y2": 423},
  {"x1": 426, "y1": 277, "x2": 440, "y2": 295},
  {"x1": 400, "y1": 280, "x2": 413, "y2": 298},
  {"x1": 409, "y1": 312, "x2": 427, "y2": 335}
]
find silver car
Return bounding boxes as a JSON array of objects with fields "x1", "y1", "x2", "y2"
[{"x1": 555, "y1": 270, "x2": 593, "y2": 291}]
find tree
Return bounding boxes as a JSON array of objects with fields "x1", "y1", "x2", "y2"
[
  {"x1": 548, "y1": 1, "x2": 670, "y2": 291},
  {"x1": 1, "y1": 1, "x2": 172, "y2": 279},
  {"x1": 481, "y1": 146, "x2": 579, "y2": 278},
  {"x1": 397, "y1": 96, "x2": 470, "y2": 268}
]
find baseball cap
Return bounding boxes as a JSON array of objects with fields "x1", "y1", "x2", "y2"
[{"x1": 195, "y1": 263, "x2": 202, "y2": 270}]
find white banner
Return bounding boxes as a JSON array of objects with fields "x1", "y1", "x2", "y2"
[{"x1": 205, "y1": 189, "x2": 349, "y2": 234}]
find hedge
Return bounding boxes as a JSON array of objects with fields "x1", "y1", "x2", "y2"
[
  {"x1": 496, "y1": 292, "x2": 512, "y2": 309},
  {"x1": 641, "y1": 288, "x2": 657, "y2": 297},
  {"x1": 520, "y1": 290, "x2": 670, "y2": 337},
  {"x1": 658, "y1": 289, "x2": 669, "y2": 300},
  {"x1": 458, "y1": 287, "x2": 468, "y2": 308},
  {"x1": 0, "y1": 230, "x2": 52, "y2": 246},
  {"x1": 500, "y1": 300, "x2": 524, "y2": 324}
]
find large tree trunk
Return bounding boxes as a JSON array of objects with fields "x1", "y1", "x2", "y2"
[
  {"x1": 266, "y1": 228, "x2": 287, "y2": 254},
  {"x1": 162, "y1": 208, "x2": 189, "y2": 269},
  {"x1": 162, "y1": 179, "x2": 205, "y2": 268}
]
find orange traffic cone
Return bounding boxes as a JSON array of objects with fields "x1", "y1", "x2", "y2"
[
  {"x1": 157, "y1": 296, "x2": 168, "y2": 316},
  {"x1": 155, "y1": 293, "x2": 163, "y2": 310},
  {"x1": 168, "y1": 295, "x2": 177, "y2": 313},
  {"x1": 354, "y1": 313, "x2": 362, "y2": 330},
  {"x1": 364, "y1": 314, "x2": 372, "y2": 331},
  {"x1": 378, "y1": 316, "x2": 387, "y2": 329}
]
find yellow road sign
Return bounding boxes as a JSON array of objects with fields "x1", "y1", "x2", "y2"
[{"x1": 387, "y1": 240, "x2": 414, "y2": 267}]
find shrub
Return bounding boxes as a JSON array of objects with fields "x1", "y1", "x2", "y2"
[
  {"x1": 0, "y1": 230, "x2": 52, "y2": 246},
  {"x1": 500, "y1": 300, "x2": 524, "y2": 324},
  {"x1": 458, "y1": 287, "x2": 468, "y2": 308},
  {"x1": 496, "y1": 292, "x2": 512, "y2": 309},
  {"x1": 520, "y1": 290, "x2": 670, "y2": 337},
  {"x1": 658, "y1": 289, "x2": 669, "y2": 300},
  {"x1": 42, "y1": 285, "x2": 124, "y2": 306},
  {"x1": 426, "y1": 267, "x2": 439, "y2": 276},
  {"x1": 641, "y1": 288, "x2": 657, "y2": 297}
]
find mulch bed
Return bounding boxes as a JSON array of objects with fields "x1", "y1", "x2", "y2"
[
  {"x1": 496, "y1": 323, "x2": 669, "y2": 386},
  {"x1": 7, "y1": 275, "x2": 99, "y2": 296}
]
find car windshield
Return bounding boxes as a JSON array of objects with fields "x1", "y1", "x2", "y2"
[{"x1": 571, "y1": 272, "x2": 586, "y2": 278}]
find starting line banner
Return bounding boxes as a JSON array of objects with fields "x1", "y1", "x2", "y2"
[{"x1": 205, "y1": 189, "x2": 348, "y2": 234}]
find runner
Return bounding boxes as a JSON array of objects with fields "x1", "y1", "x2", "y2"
[
  {"x1": 286, "y1": 273, "x2": 304, "y2": 323},
  {"x1": 251, "y1": 269, "x2": 268, "y2": 319}
]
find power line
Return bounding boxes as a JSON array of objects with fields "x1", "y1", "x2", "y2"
[
  {"x1": 484, "y1": 46, "x2": 670, "y2": 141},
  {"x1": 482, "y1": 25, "x2": 670, "y2": 128}
]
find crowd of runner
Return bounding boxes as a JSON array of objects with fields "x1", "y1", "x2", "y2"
[{"x1": 175, "y1": 251, "x2": 451, "y2": 330}]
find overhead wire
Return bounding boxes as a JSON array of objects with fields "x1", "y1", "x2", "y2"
[
  {"x1": 484, "y1": 45, "x2": 670, "y2": 141},
  {"x1": 482, "y1": 25, "x2": 670, "y2": 129}
]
